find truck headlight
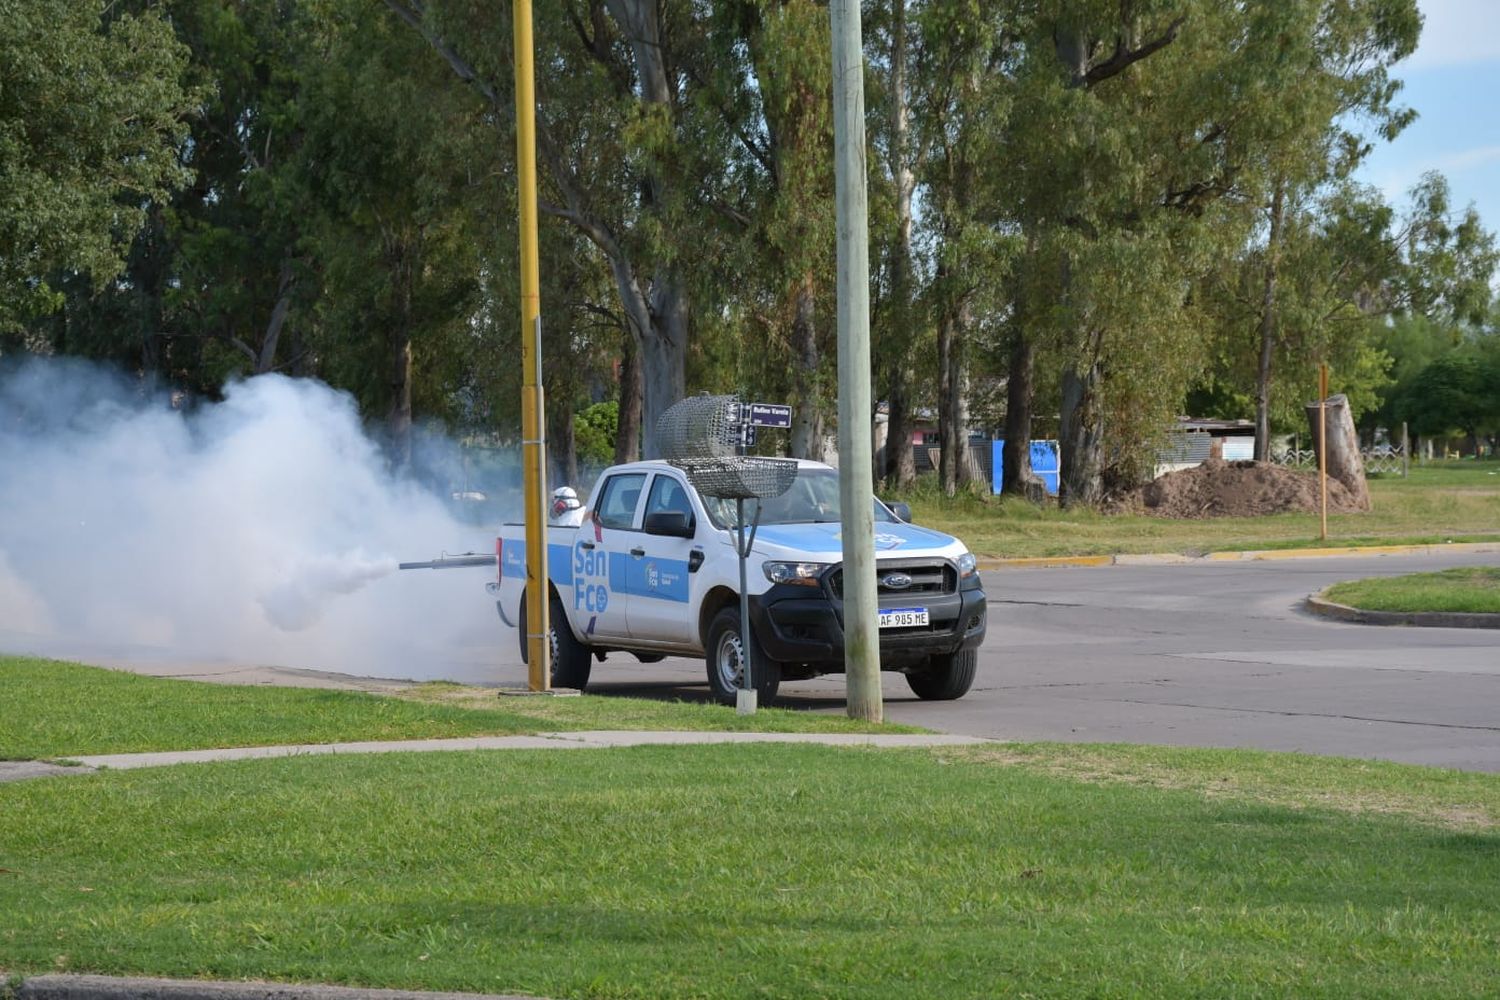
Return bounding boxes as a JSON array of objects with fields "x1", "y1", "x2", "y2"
[
  {"x1": 763, "y1": 561, "x2": 830, "y2": 587},
  {"x1": 958, "y1": 552, "x2": 978, "y2": 579}
]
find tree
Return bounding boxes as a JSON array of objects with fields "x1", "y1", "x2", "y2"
[
  {"x1": 1234, "y1": 0, "x2": 1419, "y2": 460},
  {"x1": 995, "y1": 3, "x2": 1232, "y2": 503},
  {"x1": 866, "y1": 0, "x2": 926, "y2": 486},
  {"x1": 702, "y1": 0, "x2": 839, "y2": 461},
  {"x1": 1400, "y1": 351, "x2": 1499, "y2": 456},
  {"x1": 0, "y1": 0, "x2": 194, "y2": 340},
  {"x1": 387, "y1": 0, "x2": 721, "y2": 458},
  {"x1": 916, "y1": 0, "x2": 1014, "y2": 497}
]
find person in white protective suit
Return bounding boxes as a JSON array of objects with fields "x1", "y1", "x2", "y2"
[{"x1": 549, "y1": 485, "x2": 585, "y2": 526}]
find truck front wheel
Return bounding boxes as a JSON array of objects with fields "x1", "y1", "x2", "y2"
[
  {"x1": 905, "y1": 648, "x2": 977, "y2": 700},
  {"x1": 706, "y1": 606, "x2": 781, "y2": 705},
  {"x1": 516, "y1": 592, "x2": 594, "y2": 691}
]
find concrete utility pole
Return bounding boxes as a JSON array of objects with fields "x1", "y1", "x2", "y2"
[
  {"x1": 514, "y1": 0, "x2": 550, "y2": 689},
  {"x1": 830, "y1": 0, "x2": 882, "y2": 722}
]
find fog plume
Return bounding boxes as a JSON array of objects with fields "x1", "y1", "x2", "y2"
[{"x1": 0, "y1": 357, "x2": 515, "y2": 683}]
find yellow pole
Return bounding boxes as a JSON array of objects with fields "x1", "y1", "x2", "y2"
[
  {"x1": 1318, "y1": 363, "x2": 1328, "y2": 542},
  {"x1": 514, "y1": 0, "x2": 549, "y2": 689}
]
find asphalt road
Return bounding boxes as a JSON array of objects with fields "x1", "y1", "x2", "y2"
[
  {"x1": 6, "y1": 549, "x2": 1497, "y2": 771},
  {"x1": 584, "y1": 550, "x2": 1500, "y2": 772}
]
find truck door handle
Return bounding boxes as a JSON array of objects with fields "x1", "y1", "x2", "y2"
[
  {"x1": 630, "y1": 547, "x2": 646, "y2": 557},
  {"x1": 579, "y1": 541, "x2": 595, "y2": 551}
]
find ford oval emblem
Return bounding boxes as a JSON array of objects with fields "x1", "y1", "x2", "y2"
[{"x1": 882, "y1": 572, "x2": 913, "y2": 590}]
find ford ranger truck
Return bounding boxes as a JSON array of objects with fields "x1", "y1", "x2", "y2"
[{"x1": 494, "y1": 459, "x2": 987, "y2": 703}]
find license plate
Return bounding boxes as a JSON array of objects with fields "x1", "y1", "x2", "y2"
[{"x1": 878, "y1": 607, "x2": 929, "y2": 629}]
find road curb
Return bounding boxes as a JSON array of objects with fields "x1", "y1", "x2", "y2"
[
  {"x1": 10, "y1": 975, "x2": 538, "y2": 1000},
  {"x1": 1304, "y1": 594, "x2": 1500, "y2": 629},
  {"x1": 979, "y1": 540, "x2": 1500, "y2": 571}
]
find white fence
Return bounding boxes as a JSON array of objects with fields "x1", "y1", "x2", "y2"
[{"x1": 1275, "y1": 444, "x2": 1407, "y2": 476}]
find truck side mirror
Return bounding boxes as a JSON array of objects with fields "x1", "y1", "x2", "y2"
[
  {"x1": 886, "y1": 501, "x2": 912, "y2": 523},
  {"x1": 644, "y1": 510, "x2": 695, "y2": 538}
]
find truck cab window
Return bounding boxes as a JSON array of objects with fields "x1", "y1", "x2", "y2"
[
  {"x1": 595, "y1": 473, "x2": 647, "y2": 530},
  {"x1": 646, "y1": 475, "x2": 694, "y2": 526}
]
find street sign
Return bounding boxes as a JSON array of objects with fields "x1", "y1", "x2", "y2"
[
  {"x1": 738, "y1": 424, "x2": 757, "y2": 447},
  {"x1": 742, "y1": 402, "x2": 793, "y2": 428}
]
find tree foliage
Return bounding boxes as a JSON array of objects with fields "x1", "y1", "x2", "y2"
[
  {"x1": 0, "y1": 0, "x2": 195, "y2": 336},
  {"x1": 4, "y1": 0, "x2": 1493, "y2": 498}
]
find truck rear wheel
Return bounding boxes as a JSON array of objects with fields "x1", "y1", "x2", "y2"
[
  {"x1": 706, "y1": 606, "x2": 781, "y2": 705},
  {"x1": 905, "y1": 648, "x2": 977, "y2": 700},
  {"x1": 517, "y1": 592, "x2": 593, "y2": 691}
]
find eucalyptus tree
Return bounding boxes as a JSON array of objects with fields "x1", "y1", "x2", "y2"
[
  {"x1": 910, "y1": 0, "x2": 1017, "y2": 496},
  {"x1": 1219, "y1": 0, "x2": 1421, "y2": 459},
  {"x1": 0, "y1": 0, "x2": 193, "y2": 350},
  {"x1": 154, "y1": 0, "x2": 315, "y2": 387},
  {"x1": 292, "y1": 1, "x2": 503, "y2": 466},
  {"x1": 991, "y1": 1, "x2": 1392, "y2": 503},
  {"x1": 386, "y1": 0, "x2": 732, "y2": 457},
  {"x1": 694, "y1": 0, "x2": 840, "y2": 461},
  {"x1": 865, "y1": 0, "x2": 931, "y2": 486}
]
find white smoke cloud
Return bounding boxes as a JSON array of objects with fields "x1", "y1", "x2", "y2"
[{"x1": 0, "y1": 357, "x2": 521, "y2": 683}]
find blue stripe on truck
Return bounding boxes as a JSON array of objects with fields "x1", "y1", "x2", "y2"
[{"x1": 498, "y1": 541, "x2": 575, "y2": 586}]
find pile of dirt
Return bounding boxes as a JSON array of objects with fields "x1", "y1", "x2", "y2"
[{"x1": 1112, "y1": 459, "x2": 1364, "y2": 519}]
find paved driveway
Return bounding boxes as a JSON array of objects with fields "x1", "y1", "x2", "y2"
[{"x1": 586, "y1": 551, "x2": 1500, "y2": 771}]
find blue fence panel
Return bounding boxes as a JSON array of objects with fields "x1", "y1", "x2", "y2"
[{"x1": 992, "y1": 440, "x2": 1060, "y2": 495}]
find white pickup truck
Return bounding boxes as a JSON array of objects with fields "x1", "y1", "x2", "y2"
[{"x1": 494, "y1": 459, "x2": 987, "y2": 703}]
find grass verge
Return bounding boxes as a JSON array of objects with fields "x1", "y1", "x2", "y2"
[
  {"x1": 1, "y1": 743, "x2": 1497, "y2": 998},
  {"x1": 0, "y1": 657, "x2": 910, "y2": 761},
  {"x1": 900, "y1": 459, "x2": 1500, "y2": 559},
  {"x1": 1322, "y1": 566, "x2": 1500, "y2": 614}
]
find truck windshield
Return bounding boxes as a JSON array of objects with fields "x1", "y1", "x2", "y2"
[{"x1": 700, "y1": 467, "x2": 900, "y2": 529}]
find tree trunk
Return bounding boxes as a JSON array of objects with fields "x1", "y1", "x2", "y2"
[
  {"x1": 257, "y1": 256, "x2": 296, "y2": 375},
  {"x1": 599, "y1": 250, "x2": 684, "y2": 460},
  {"x1": 937, "y1": 307, "x2": 958, "y2": 496},
  {"x1": 789, "y1": 274, "x2": 826, "y2": 460},
  {"x1": 641, "y1": 273, "x2": 688, "y2": 459},
  {"x1": 387, "y1": 242, "x2": 414, "y2": 472},
  {"x1": 1254, "y1": 181, "x2": 1285, "y2": 461},
  {"x1": 387, "y1": 329, "x2": 413, "y2": 473},
  {"x1": 1304, "y1": 393, "x2": 1371, "y2": 511},
  {"x1": 603, "y1": 0, "x2": 685, "y2": 458},
  {"x1": 1002, "y1": 328, "x2": 1045, "y2": 501},
  {"x1": 1059, "y1": 361, "x2": 1104, "y2": 507},
  {"x1": 882, "y1": 0, "x2": 916, "y2": 487},
  {"x1": 937, "y1": 295, "x2": 976, "y2": 495},
  {"x1": 885, "y1": 368, "x2": 915, "y2": 486},
  {"x1": 614, "y1": 326, "x2": 642, "y2": 465},
  {"x1": 549, "y1": 390, "x2": 578, "y2": 488}
]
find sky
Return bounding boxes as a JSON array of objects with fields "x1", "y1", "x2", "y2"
[{"x1": 1357, "y1": 0, "x2": 1500, "y2": 229}]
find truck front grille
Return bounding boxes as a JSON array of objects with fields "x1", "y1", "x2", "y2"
[{"x1": 827, "y1": 561, "x2": 956, "y2": 599}]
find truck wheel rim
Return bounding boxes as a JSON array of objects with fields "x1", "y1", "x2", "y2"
[{"x1": 715, "y1": 630, "x2": 743, "y2": 691}]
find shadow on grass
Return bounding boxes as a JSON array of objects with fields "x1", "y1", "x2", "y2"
[{"x1": 579, "y1": 656, "x2": 927, "y2": 712}]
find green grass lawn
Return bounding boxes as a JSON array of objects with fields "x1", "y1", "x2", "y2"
[
  {"x1": 1322, "y1": 566, "x2": 1500, "y2": 614},
  {"x1": 903, "y1": 459, "x2": 1500, "y2": 559},
  {"x1": 0, "y1": 657, "x2": 907, "y2": 761},
  {"x1": 1, "y1": 744, "x2": 1497, "y2": 998}
]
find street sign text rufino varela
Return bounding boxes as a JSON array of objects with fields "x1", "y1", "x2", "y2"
[{"x1": 742, "y1": 403, "x2": 793, "y2": 428}]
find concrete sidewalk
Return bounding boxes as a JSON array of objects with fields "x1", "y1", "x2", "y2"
[{"x1": 0, "y1": 730, "x2": 992, "y2": 783}]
